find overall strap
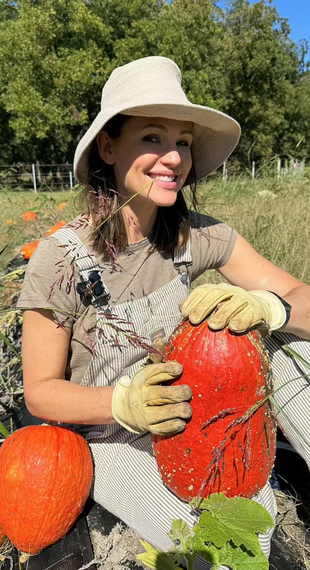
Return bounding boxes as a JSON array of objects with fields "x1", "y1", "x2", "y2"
[
  {"x1": 173, "y1": 238, "x2": 192, "y2": 284},
  {"x1": 52, "y1": 227, "x2": 111, "y2": 308}
]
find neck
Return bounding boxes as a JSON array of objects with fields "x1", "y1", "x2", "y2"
[{"x1": 121, "y1": 202, "x2": 157, "y2": 244}]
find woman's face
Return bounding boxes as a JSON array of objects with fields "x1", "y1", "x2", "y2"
[{"x1": 97, "y1": 116, "x2": 193, "y2": 208}]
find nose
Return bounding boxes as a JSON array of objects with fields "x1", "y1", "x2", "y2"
[{"x1": 161, "y1": 149, "x2": 181, "y2": 168}]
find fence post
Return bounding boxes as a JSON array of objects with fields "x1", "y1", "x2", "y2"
[
  {"x1": 223, "y1": 161, "x2": 228, "y2": 182},
  {"x1": 32, "y1": 163, "x2": 37, "y2": 193},
  {"x1": 252, "y1": 161, "x2": 255, "y2": 179},
  {"x1": 69, "y1": 171, "x2": 73, "y2": 189},
  {"x1": 277, "y1": 158, "x2": 281, "y2": 179}
]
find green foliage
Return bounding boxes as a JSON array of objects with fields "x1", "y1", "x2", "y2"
[
  {"x1": 0, "y1": 0, "x2": 309, "y2": 165},
  {"x1": 192, "y1": 494, "x2": 273, "y2": 555},
  {"x1": 0, "y1": 0, "x2": 114, "y2": 162},
  {"x1": 220, "y1": 0, "x2": 309, "y2": 164},
  {"x1": 158, "y1": 0, "x2": 229, "y2": 109},
  {"x1": 137, "y1": 493, "x2": 274, "y2": 570},
  {"x1": 0, "y1": 422, "x2": 9, "y2": 439}
]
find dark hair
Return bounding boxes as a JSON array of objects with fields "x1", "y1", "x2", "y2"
[{"x1": 83, "y1": 114, "x2": 198, "y2": 255}]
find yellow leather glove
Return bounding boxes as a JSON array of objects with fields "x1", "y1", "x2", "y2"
[
  {"x1": 180, "y1": 283, "x2": 287, "y2": 333},
  {"x1": 112, "y1": 362, "x2": 192, "y2": 436}
]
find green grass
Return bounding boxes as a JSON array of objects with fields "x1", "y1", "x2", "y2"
[
  {"x1": 0, "y1": 188, "x2": 81, "y2": 277},
  {"x1": 0, "y1": 173, "x2": 309, "y2": 285},
  {"x1": 193, "y1": 172, "x2": 310, "y2": 285}
]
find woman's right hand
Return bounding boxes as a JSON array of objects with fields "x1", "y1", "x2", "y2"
[{"x1": 112, "y1": 362, "x2": 192, "y2": 436}]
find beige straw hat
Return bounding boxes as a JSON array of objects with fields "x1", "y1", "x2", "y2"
[{"x1": 74, "y1": 56, "x2": 241, "y2": 186}]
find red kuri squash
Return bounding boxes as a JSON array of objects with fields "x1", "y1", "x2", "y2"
[
  {"x1": 0, "y1": 425, "x2": 93, "y2": 554},
  {"x1": 152, "y1": 319, "x2": 276, "y2": 502}
]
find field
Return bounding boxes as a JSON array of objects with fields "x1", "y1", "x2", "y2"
[{"x1": 1, "y1": 172, "x2": 310, "y2": 282}]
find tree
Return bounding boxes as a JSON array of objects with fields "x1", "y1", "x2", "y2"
[
  {"x1": 0, "y1": 0, "x2": 113, "y2": 162},
  {"x1": 219, "y1": 0, "x2": 309, "y2": 164},
  {"x1": 158, "y1": 0, "x2": 229, "y2": 109},
  {"x1": 0, "y1": 0, "x2": 309, "y2": 166}
]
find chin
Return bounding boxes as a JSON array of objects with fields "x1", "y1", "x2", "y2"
[{"x1": 150, "y1": 192, "x2": 179, "y2": 208}]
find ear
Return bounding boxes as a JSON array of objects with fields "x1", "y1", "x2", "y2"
[{"x1": 96, "y1": 131, "x2": 115, "y2": 165}]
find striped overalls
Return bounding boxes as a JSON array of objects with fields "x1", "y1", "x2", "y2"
[{"x1": 54, "y1": 226, "x2": 310, "y2": 568}]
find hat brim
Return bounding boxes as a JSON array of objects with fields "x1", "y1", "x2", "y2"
[{"x1": 74, "y1": 102, "x2": 240, "y2": 186}]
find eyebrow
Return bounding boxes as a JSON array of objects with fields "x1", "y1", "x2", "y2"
[{"x1": 140, "y1": 123, "x2": 194, "y2": 136}]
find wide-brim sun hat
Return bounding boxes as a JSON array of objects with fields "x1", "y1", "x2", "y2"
[{"x1": 74, "y1": 56, "x2": 241, "y2": 186}]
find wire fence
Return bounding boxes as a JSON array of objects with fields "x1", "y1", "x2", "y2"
[
  {"x1": 0, "y1": 163, "x2": 75, "y2": 192},
  {"x1": 0, "y1": 158, "x2": 307, "y2": 191}
]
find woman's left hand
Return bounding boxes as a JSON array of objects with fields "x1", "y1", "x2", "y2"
[{"x1": 180, "y1": 283, "x2": 287, "y2": 333}]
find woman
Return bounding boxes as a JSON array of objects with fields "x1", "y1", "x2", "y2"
[{"x1": 17, "y1": 56, "x2": 310, "y2": 568}]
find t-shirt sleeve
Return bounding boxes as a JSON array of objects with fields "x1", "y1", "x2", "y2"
[
  {"x1": 17, "y1": 237, "x2": 79, "y2": 327},
  {"x1": 189, "y1": 211, "x2": 237, "y2": 281}
]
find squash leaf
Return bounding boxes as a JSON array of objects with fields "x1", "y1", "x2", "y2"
[
  {"x1": 167, "y1": 520, "x2": 198, "y2": 568},
  {"x1": 168, "y1": 519, "x2": 193, "y2": 547},
  {"x1": 137, "y1": 539, "x2": 182, "y2": 570},
  {"x1": 212, "y1": 542, "x2": 270, "y2": 570},
  {"x1": 193, "y1": 494, "x2": 274, "y2": 556}
]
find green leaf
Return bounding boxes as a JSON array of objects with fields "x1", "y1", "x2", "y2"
[
  {"x1": 168, "y1": 519, "x2": 193, "y2": 550},
  {"x1": 213, "y1": 541, "x2": 270, "y2": 570},
  {"x1": 0, "y1": 243, "x2": 9, "y2": 256},
  {"x1": 0, "y1": 421, "x2": 9, "y2": 439},
  {"x1": 194, "y1": 494, "x2": 274, "y2": 556},
  {"x1": 0, "y1": 370, "x2": 10, "y2": 395},
  {"x1": 190, "y1": 536, "x2": 220, "y2": 566},
  {"x1": 136, "y1": 539, "x2": 182, "y2": 570},
  {"x1": 282, "y1": 345, "x2": 310, "y2": 371},
  {"x1": 0, "y1": 330, "x2": 21, "y2": 360}
]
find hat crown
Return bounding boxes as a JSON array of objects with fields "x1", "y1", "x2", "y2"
[{"x1": 100, "y1": 56, "x2": 189, "y2": 110}]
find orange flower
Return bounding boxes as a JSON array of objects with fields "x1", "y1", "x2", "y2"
[
  {"x1": 57, "y1": 203, "x2": 67, "y2": 211},
  {"x1": 46, "y1": 220, "x2": 66, "y2": 237},
  {"x1": 22, "y1": 211, "x2": 38, "y2": 222},
  {"x1": 20, "y1": 240, "x2": 40, "y2": 259}
]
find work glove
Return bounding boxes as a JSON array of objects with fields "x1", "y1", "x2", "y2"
[
  {"x1": 180, "y1": 283, "x2": 287, "y2": 334},
  {"x1": 112, "y1": 361, "x2": 192, "y2": 436}
]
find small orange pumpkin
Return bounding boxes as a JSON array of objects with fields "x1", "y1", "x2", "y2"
[
  {"x1": 20, "y1": 240, "x2": 40, "y2": 259},
  {"x1": 46, "y1": 220, "x2": 66, "y2": 237},
  {"x1": 22, "y1": 211, "x2": 38, "y2": 222},
  {"x1": 0, "y1": 425, "x2": 94, "y2": 554}
]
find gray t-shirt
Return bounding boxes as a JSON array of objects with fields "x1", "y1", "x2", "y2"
[{"x1": 17, "y1": 211, "x2": 237, "y2": 384}]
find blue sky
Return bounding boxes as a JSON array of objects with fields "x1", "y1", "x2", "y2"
[{"x1": 218, "y1": 0, "x2": 310, "y2": 58}]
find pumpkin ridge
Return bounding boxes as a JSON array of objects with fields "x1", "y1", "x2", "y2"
[{"x1": 34, "y1": 426, "x2": 61, "y2": 552}]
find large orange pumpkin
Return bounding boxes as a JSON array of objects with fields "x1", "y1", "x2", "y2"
[
  {"x1": 152, "y1": 320, "x2": 276, "y2": 502},
  {"x1": 0, "y1": 524, "x2": 6, "y2": 547},
  {"x1": 0, "y1": 425, "x2": 93, "y2": 554}
]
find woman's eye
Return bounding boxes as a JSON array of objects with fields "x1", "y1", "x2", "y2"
[
  {"x1": 177, "y1": 139, "x2": 191, "y2": 147},
  {"x1": 143, "y1": 135, "x2": 160, "y2": 143}
]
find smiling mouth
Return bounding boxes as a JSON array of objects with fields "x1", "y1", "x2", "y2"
[{"x1": 148, "y1": 174, "x2": 177, "y2": 182}]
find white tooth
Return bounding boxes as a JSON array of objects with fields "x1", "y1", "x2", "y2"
[{"x1": 155, "y1": 175, "x2": 175, "y2": 182}]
